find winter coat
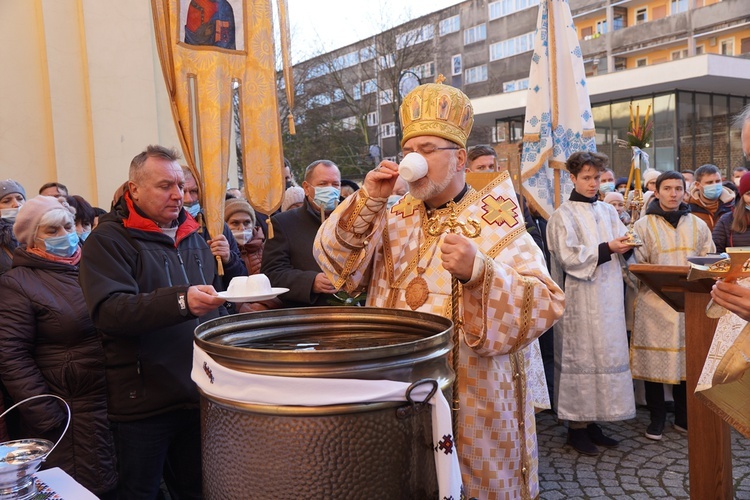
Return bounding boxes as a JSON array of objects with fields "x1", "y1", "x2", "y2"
[
  {"x1": 261, "y1": 198, "x2": 335, "y2": 307},
  {"x1": 79, "y1": 193, "x2": 224, "y2": 422},
  {"x1": 712, "y1": 211, "x2": 750, "y2": 253},
  {"x1": 0, "y1": 248, "x2": 117, "y2": 495},
  {"x1": 687, "y1": 186, "x2": 734, "y2": 232},
  {"x1": 0, "y1": 219, "x2": 18, "y2": 276}
]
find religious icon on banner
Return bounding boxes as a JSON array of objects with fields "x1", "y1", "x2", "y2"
[{"x1": 182, "y1": 0, "x2": 241, "y2": 50}]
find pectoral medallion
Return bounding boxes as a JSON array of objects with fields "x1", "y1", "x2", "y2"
[{"x1": 405, "y1": 267, "x2": 429, "y2": 310}]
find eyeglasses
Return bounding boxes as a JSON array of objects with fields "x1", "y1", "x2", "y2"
[{"x1": 401, "y1": 145, "x2": 461, "y2": 157}]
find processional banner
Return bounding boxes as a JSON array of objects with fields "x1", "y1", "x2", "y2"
[
  {"x1": 520, "y1": 0, "x2": 597, "y2": 218},
  {"x1": 151, "y1": 0, "x2": 292, "y2": 245}
]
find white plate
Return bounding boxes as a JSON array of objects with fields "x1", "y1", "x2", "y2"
[{"x1": 217, "y1": 288, "x2": 289, "y2": 303}]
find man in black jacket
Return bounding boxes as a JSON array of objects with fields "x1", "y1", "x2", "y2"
[
  {"x1": 79, "y1": 145, "x2": 225, "y2": 499},
  {"x1": 261, "y1": 159, "x2": 341, "y2": 307}
]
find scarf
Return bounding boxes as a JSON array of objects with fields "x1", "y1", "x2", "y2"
[
  {"x1": 27, "y1": 246, "x2": 82, "y2": 266},
  {"x1": 645, "y1": 197, "x2": 690, "y2": 229}
]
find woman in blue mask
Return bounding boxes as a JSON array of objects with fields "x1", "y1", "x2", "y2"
[
  {"x1": 65, "y1": 194, "x2": 97, "y2": 244},
  {"x1": 713, "y1": 171, "x2": 750, "y2": 253},
  {"x1": 0, "y1": 196, "x2": 117, "y2": 496}
]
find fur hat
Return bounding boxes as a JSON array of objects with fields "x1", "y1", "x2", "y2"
[
  {"x1": 224, "y1": 198, "x2": 256, "y2": 227},
  {"x1": 14, "y1": 196, "x2": 68, "y2": 248},
  {"x1": 282, "y1": 186, "x2": 305, "y2": 212},
  {"x1": 0, "y1": 179, "x2": 26, "y2": 200}
]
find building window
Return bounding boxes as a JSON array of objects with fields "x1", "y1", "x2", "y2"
[
  {"x1": 721, "y1": 39, "x2": 734, "y2": 56},
  {"x1": 464, "y1": 24, "x2": 487, "y2": 45},
  {"x1": 379, "y1": 89, "x2": 394, "y2": 105},
  {"x1": 503, "y1": 78, "x2": 529, "y2": 93},
  {"x1": 489, "y1": 0, "x2": 540, "y2": 20},
  {"x1": 489, "y1": 32, "x2": 535, "y2": 61},
  {"x1": 410, "y1": 62, "x2": 435, "y2": 79},
  {"x1": 451, "y1": 54, "x2": 462, "y2": 76},
  {"x1": 671, "y1": 49, "x2": 688, "y2": 60},
  {"x1": 581, "y1": 26, "x2": 593, "y2": 39},
  {"x1": 671, "y1": 0, "x2": 688, "y2": 14},
  {"x1": 381, "y1": 122, "x2": 396, "y2": 138},
  {"x1": 396, "y1": 25, "x2": 435, "y2": 50},
  {"x1": 340, "y1": 116, "x2": 357, "y2": 131},
  {"x1": 308, "y1": 94, "x2": 331, "y2": 108},
  {"x1": 360, "y1": 45, "x2": 376, "y2": 62},
  {"x1": 332, "y1": 89, "x2": 345, "y2": 102},
  {"x1": 596, "y1": 20, "x2": 607, "y2": 35},
  {"x1": 636, "y1": 58, "x2": 647, "y2": 67},
  {"x1": 378, "y1": 53, "x2": 396, "y2": 69},
  {"x1": 696, "y1": 45, "x2": 705, "y2": 55},
  {"x1": 362, "y1": 79, "x2": 377, "y2": 95},
  {"x1": 295, "y1": 82, "x2": 305, "y2": 96},
  {"x1": 635, "y1": 8, "x2": 647, "y2": 25},
  {"x1": 353, "y1": 83, "x2": 361, "y2": 100},
  {"x1": 439, "y1": 15, "x2": 460, "y2": 36},
  {"x1": 333, "y1": 51, "x2": 359, "y2": 70},
  {"x1": 366, "y1": 112, "x2": 378, "y2": 127},
  {"x1": 465, "y1": 64, "x2": 488, "y2": 84},
  {"x1": 742, "y1": 38, "x2": 750, "y2": 54}
]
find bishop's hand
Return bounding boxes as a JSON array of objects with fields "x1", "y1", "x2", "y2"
[
  {"x1": 362, "y1": 160, "x2": 399, "y2": 199},
  {"x1": 440, "y1": 233, "x2": 478, "y2": 282}
]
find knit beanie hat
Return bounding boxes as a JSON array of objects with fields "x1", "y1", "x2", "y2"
[
  {"x1": 603, "y1": 191, "x2": 624, "y2": 205},
  {"x1": 14, "y1": 196, "x2": 68, "y2": 247},
  {"x1": 224, "y1": 198, "x2": 256, "y2": 227},
  {"x1": 739, "y1": 171, "x2": 750, "y2": 196},
  {"x1": 615, "y1": 177, "x2": 629, "y2": 189},
  {"x1": 0, "y1": 179, "x2": 26, "y2": 200},
  {"x1": 282, "y1": 186, "x2": 305, "y2": 212},
  {"x1": 643, "y1": 169, "x2": 660, "y2": 190}
]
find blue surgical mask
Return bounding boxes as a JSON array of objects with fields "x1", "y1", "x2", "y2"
[
  {"x1": 599, "y1": 182, "x2": 615, "y2": 195},
  {"x1": 702, "y1": 183, "x2": 723, "y2": 200},
  {"x1": 77, "y1": 230, "x2": 91, "y2": 242},
  {"x1": 42, "y1": 232, "x2": 79, "y2": 258},
  {"x1": 185, "y1": 202, "x2": 201, "y2": 217},
  {"x1": 313, "y1": 186, "x2": 340, "y2": 212},
  {"x1": 387, "y1": 194, "x2": 402, "y2": 209}
]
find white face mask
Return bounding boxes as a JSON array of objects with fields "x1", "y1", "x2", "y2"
[
  {"x1": 232, "y1": 229, "x2": 254, "y2": 245},
  {"x1": 0, "y1": 208, "x2": 19, "y2": 222}
]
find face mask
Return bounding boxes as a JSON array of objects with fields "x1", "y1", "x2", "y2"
[
  {"x1": 232, "y1": 229, "x2": 254, "y2": 245},
  {"x1": 616, "y1": 187, "x2": 626, "y2": 194},
  {"x1": 313, "y1": 186, "x2": 340, "y2": 212},
  {"x1": 702, "y1": 183, "x2": 723, "y2": 200},
  {"x1": 185, "y1": 202, "x2": 201, "y2": 217},
  {"x1": 77, "y1": 230, "x2": 91, "y2": 242},
  {"x1": 42, "y1": 232, "x2": 79, "y2": 258},
  {"x1": 387, "y1": 194, "x2": 402, "y2": 209},
  {"x1": 0, "y1": 208, "x2": 18, "y2": 222},
  {"x1": 599, "y1": 182, "x2": 615, "y2": 195}
]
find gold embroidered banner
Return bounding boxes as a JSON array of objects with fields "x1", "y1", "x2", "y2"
[{"x1": 151, "y1": 0, "x2": 288, "y2": 242}]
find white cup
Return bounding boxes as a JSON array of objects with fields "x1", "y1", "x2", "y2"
[
  {"x1": 398, "y1": 152, "x2": 428, "y2": 182},
  {"x1": 227, "y1": 274, "x2": 273, "y2": 296}
]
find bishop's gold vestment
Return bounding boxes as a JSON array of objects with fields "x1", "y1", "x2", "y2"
[{"x1": 313, "y1": 173, "x2": 564, "y2": 500}]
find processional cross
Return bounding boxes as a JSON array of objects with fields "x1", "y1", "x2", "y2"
[{"x1": 687, "y1": 247, "x2": 750, "y2": 318}]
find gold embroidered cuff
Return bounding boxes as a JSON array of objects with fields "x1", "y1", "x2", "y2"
[{"x1": 341, "y1": 187, "x2": 387, "y2": 236}]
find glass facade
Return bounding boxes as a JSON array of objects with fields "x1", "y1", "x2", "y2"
[{"x1": 495, "y1": 91, "x2": 749, "y2": 181}]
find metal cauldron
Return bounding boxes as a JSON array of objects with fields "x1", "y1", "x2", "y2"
[
  {"x1": 0, "y1": 395, "x2": 71, "y2": 500},
  {"x1": 195, "y1": 306, "x2": 454, "y2": 499}
]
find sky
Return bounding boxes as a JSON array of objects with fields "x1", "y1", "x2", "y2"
[{"x1": 286, "y1": 0, "x2": 463, "y2": 63}]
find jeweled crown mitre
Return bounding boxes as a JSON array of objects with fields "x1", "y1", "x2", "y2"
[{"x1": 399, "y1": 75, "x2": 474, "y2": 149}]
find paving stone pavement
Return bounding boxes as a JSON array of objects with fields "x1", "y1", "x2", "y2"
[{"x1": 536, "y1": 407, "x2": 750, "y2": 499}]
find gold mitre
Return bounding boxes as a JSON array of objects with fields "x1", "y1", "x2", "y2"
[{"x1": 399, "y1": 75, "x2": 474, "y2": 148}]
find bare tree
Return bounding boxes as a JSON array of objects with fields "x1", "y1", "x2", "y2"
[{"x1": 279, "y1": 6, "x2": 441, "y2": 177}]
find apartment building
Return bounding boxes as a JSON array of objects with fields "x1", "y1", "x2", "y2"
[{"x1": 291, "y1": 0, "x2": 750, "y2": 177}]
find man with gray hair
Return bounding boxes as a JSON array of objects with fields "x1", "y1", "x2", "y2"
[
  {"x1": 261, "y1": 159, "x2": 342, "y2": 307},
  {"x1": 79, "y1": 144, "x2": 226, "y2": 498}
]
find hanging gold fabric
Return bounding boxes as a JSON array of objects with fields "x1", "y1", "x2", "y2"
[{"x1": 151, "y1": 0, "x2": 287, "y2": 246}]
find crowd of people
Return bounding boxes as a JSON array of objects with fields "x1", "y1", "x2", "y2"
[{"x1": 1, "y1": 84, "x2": 749, "y2": 499}]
